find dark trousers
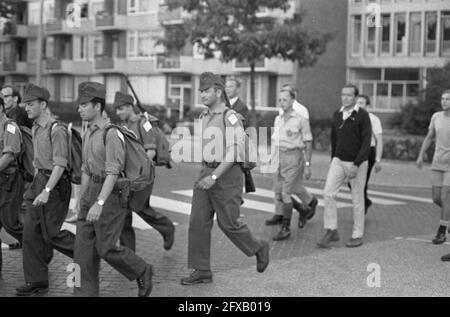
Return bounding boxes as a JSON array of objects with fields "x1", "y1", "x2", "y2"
[
  {"x1": 74, "y1": 180, "x2": 147, "y2": 297},
  {"x1": 188, "y1": 164, "x2": 262, "y2": 271},
  {"x1": 120, "y1": 181, "x2": 175, "y2": 251},
  {"x1": 0, "y1": 169, "x2": 25, "y2": 271},
  {"x1": 365, "y1": 147, "x2": 376, "y2": 206},
  {"x1": 22, "y1": 172, "x2": 75, "y2": 284}
]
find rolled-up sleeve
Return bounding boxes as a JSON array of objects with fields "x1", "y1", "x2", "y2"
[
  {"x1": 299, "y1": 118, "x2": 313, "y2": 142},
  {"x1": 51, "y1": 125, "x2": 69, "y2": 169},
  {"x1": 105, "y1": 129, "x2": 125, "y2": 176},
  {"x1": 3, "y1": 123, "x2": 21, "y2": 156}
]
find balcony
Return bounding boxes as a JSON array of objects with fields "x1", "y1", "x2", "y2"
[
  {"x1": 156, "y1": 55, "x2": 193, "y2": 73},
  {"x1": 95, "y1": 12, "x2": 127, "y2": 31},
  {"x1": 1, "y1": 23, "x2": 36, "y2": 38},
  {"x1": 232, "y1": 58, "x2": 293, "y2": 74},
  {"x1": 158, "y1": 6, "x2": 186, "y2": 25},
  {"x1": 95, "y1": 57, "x2": 127, "y2": 73},
  {"x1": 45, "y1": 58, "x2": 75, "y2": 73},
  {"x1": 2, "y1": 61, "x2": 29, "y2": 74},
  {"x1": 45, "y1": 18, "x2": 93, "y2": 35}
]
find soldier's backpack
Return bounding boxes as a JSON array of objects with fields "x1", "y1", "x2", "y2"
[
  {"x1": 138, "y1": 114, "x2": 171, "y2": 168},
  {"x1": 49, "y1": 122, "x2": 82, "y2": 185},
  {"x1": 5, "y1": 120, "x2": 34, "y2": 182},
  {"x1": 222, "y1": 108, "x2": 257, "y2": 172},
  {"x1": 103, "y1": 124, "x2": 154, "y2": 192}
]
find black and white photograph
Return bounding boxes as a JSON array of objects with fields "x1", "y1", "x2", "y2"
[{"x1": 0, "y1": 0, "x2": 450, "y2": 301}]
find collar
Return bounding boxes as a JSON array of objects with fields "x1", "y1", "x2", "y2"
[
  {"x1": 282, "y1": 108, "x2": 297, "y2": 118},
  {"x1": 229, "y1": 97, "x2": 239, "y2": 106},
  {"x1": 340, "y1": 104, "x2": 360, "y2": 113},
  {"x1": 206, "y1": 104, "x2": 227, "y2": 115},
  {"x1": 34, "y1": 114, "x2": 52, "y2": 128}
]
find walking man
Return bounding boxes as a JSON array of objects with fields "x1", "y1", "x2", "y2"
[
  {"x1": 17, "y1": 84, "x2": 75, "y2": 296},
  {"x1": 181, "y1": 73, "x2": 269, "y2": 285},
  {"x1": 0, "y1": 97, "x2": 25, "y2": 274},
  {"x1": 270, "y1": 89, "x2": 314, "y2": 241},
  {"x1": 114, "y1": 91, "x2": 175, "y2": 251},
  {"x1": 317, "y1": 85, "x2": 372, "y2": 249},
  {"x1": 266, "y1": 84, "x2": 318, "y2": 229},
  {"x1": 225, "y1": 77, "x2": 249, "y2": 127},
  {"x1": 74, "y1": 82, "x2": 153, "y2": 297},
  {"x1": 1, "y1": 85, "x2": 33, "y2": 129},
  {"x1": 417, "y1": 90, "x2": 450, "y2": 248}
]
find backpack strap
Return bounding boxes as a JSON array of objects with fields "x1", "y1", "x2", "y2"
[
  {"x1": 222, "y1": 108, "x2": 231, "y2": 128},
  {"x1": 48, "y1": 121, "x2": 72, "y2": 171}
]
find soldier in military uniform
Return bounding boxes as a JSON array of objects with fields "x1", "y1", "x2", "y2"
[
  {"x1": 16, "y1": 84, "x2": 76, "y2": 297},
  {"x1": 1, "y1": 85, "x2": 33, "y2": 129},
  {"x1": 74, "y1": 82, "x2": 153, "y2": 297},
  {"x1": 0, "y1": 97, "x2": 24, "y2": 275},
  {"x1": 181, "y1": 73, "x2": 270, "y2": 286}
]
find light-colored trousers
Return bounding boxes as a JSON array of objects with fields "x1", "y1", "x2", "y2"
[{"x1": 323, "y1": 158, "x2": 368, "y2": 239}]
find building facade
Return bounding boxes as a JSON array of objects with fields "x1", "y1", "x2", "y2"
[
  {"x1": 0, "y1": 0, "x2": 298, "y2": 116},
  {"x1": 347, "y1": 0, "x2": 450, "y2": 121}
]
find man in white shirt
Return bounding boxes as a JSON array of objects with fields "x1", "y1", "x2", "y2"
[{"x1": 266, "y1": 84, "x2": 318, "y2": 229}]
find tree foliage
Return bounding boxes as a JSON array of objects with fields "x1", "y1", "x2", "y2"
[{"x1": 390, "y1": 62, "x2": 450, "y2": 135}]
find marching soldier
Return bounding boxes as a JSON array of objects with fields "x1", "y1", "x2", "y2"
[
  {"x1": 16, "y1": 84, "x2": 75, "y2": 296},
  {"x1": 114, "y1": 92, "x2": 175, "y2": 252},
  {"x1": 0, "y1": 97, "x2": 24, "y2": 274},
  {"x1": 1, "y1": 85, "x2": 33, "y2": 129},
  {"x1": 181, "y1": 73, "x2": 269, "y2": 286},
  {"x1": 74, "y1": 82, "x2": 153, "y2": 297}
]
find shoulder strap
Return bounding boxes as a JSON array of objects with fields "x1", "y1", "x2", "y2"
[{"x1": 222, "y1": 108, "x2": 230, "y2": 128}]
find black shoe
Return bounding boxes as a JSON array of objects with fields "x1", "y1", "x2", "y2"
[
  {"x1": 9, "y1": 243, "x2": 22, "y2": 250},
  {"x1": 163, "y1": 226, "x2": 175, "y2": 251},
  {"x1": 298, "y1": 215, "x2": 307, "y2": 229},
  {"x1": 432, "y1": 229, "x2": 447, "y2": 245},
  {"x1": 306, "y1": 197, "x2": 318, "y2": 220},
  {"x1": 317, "y1": 230, "x2": 340, "y2": 249},
  {"x1": 181, "y1": 270, "x2": 213, "y2": 286},
  {"x1": 365, "y1": 199, "x2": 373, "y2": 215},
  {"x1": 442, "y1": 253, "x2": 450, "y2": 262},
  {"x1": 273, "y1": 226, "x2": 291, "y2": 241},
  {"x1": 136, "y1": 264, "x2": 154, "y2": 297},
  {"x1": 256, "y1": 241, "x2": 270, "y2": 273},
  {"x1": 265, "y1": 215, "x2": 283, "y2": 226},
  {"x1": 346, "y1": 238, "x2": 363, "y2": 248},
  {"x1": 16, "y1": 282, "x2": 49, "y2": 297},
  {"x1": 292, "y1": 199, "x2": 307, "y2": 214}
]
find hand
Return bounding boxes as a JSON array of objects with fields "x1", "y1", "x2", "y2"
[
  {"x1": 87, "y1": 203, "x2": 103, "y2": 223},
  {"x1": 195, "y1": 176, "x2": 216, "y2": 191},
  {"x1": 32, "y1": 190, "x2": 50, "y2": 207},
  {"x1": 147, "y1": 150, "x2": 156, "y2": 161},
  {"x1": 374, "y1": 162, "x2": 382, "y2": 173},
  {"x1": 348, "y1": 165, "x2": 359, "y2": 180},
  {"x1": 416, "y1": 156, "x2": 424, "y2": 170},
  {"x1": 304, "y1": 166, "x2": 312, "y2": 180}
]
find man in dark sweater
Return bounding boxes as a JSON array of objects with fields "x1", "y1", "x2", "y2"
[
  {"x1": 225, "y1": 77, "x2": 250, "y2": 128},
  {"x1": 317, "y1": 85, "x2": 372, "y2": 249}
]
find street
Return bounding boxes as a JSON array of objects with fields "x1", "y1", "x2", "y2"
[{"x1": 1, "y1": 155, "x2": 448, "y2": 297}]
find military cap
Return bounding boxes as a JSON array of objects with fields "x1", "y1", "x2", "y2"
[
  {"x1": 113, "y1": 91, "x2": 134, "y2": 109},
  {"x1": 199, "y1": 72, "x2": 225, "y2": 91},
  {"x1": 78, "y1": 82, "x2": 106, "y2": 104},
  {"x1": 22, "y1": 84, "x2": 51, "y2": 103}
]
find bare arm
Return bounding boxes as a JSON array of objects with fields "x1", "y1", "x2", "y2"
[{"x1": 0, "y1": 153, "x2": 14, "y2": 172}]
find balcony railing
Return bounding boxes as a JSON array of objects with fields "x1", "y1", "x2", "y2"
[
  {"x1": 95, "y1": 11, "x2": 127, "y2": 30},
  {"x1": 46, "y1": 58, "x2": 62, "y2": 70},
  {"x1": 156, "y1": 55, "x2": 181, "y2": 70},
  {"x1": 3, "y1": 62, "x2": 17, "y2": 72},
  {"x1": 45, "y1": 19, "x2": 62, "y2": 32}
]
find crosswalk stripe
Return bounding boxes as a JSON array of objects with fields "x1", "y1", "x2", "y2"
[
  {"x1": 341, "y1": 187, "x2": 433, "y2": 204},
  {"x1": 249, "y1": 188, "x2": 354, "y2": 209}
]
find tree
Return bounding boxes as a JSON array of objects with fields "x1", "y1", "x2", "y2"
[
  {"x1": 390, "y1": 62, "x2": 450, "y2": 135},
  {"x1": 158, "y1": 0, "x2": 334, "y2": 127},
  {"x1": 0, "y1": 0, "x2": 16, "y2": 35}
]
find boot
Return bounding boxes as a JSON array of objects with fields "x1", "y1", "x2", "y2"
[
  {"x1": 317, "y1": 230, "x2": 340, "y2": 249},
  {"x1": 432, "y1": 226, "x2": 447, "y2": 245},
  {"x1": 273, "y1": 218, "x2": 291, "y2": 241},
  {"x1": 265, "y1": 215, "x2": 283, "y2": 226}
]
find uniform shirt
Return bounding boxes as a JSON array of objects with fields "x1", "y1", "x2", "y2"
[
  {"x1": 0, "y1": 114, "x2": 21, "y2": 159},
  {"x1": 125, "y1": 115, "x2": 157, "y2": 151},
  {"x1": 429, "y1": 111, "x2": 450, "y2": 172},
  {"x1": 32, "y1": 115, "x2": 69, "y2": 171},
  {"x1": 279, "y1": 100, "x2": 310, "y2": 120},
  {"x1": 81, "y1": 118, "x2": 126, "y2": 177},
  {"x1": 200, "y1": 104, "x2": 245, "y2": 164},
  {"x1": 272, "y1": 109, "x2": 313, "y2": 150},
  {"x1": 369, "y1": 113, "x2": 383, "y2": 147}
]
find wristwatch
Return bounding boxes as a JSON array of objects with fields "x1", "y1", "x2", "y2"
[
  {"x1": 97, "y1": 199, "x2": 105, "y2": 207},
  {"x1": 44, "y1": 187, "x2": 51, "y2": 193},
  {"x1": 376, "y1": 159, "x2": 381, "y2": 163},
  {"x1": 305, "y1": 162, "x2": 311, "y2": 167},
  {"x1": 211, "y1": 174, "x2": 218, "y2": 181}
]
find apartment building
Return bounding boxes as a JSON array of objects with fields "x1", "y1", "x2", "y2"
[
  {"x1": 0, "y1": 0, "x2": 299, "y2": 116},
  {"x1": 348, "y1": 0, "x2": 450, "y2": 120}
]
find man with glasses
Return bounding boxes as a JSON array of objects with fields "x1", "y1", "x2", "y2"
[{"x1": 1, "y1": 85, "x2": 33, "y2": 129}]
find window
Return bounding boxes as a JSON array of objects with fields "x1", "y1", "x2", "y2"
[
  {"x1": 73, "y1": 36, "x2": 88, "y2": 61},
  {"x1": 0, "y1": 43, "x2": 3, "y2": 62},
  {"x1": 381, "y1": 14, "x2": 391, "y2": 54},
  {"x1": 127, "y1": 31, "x2": 155, "y2": 58},
  {"x1": 366, "y1": 15, "x2": 376, "y2": 55},
  {"x1": 28, "y1": 39, "x2": 37, "y2": 61},
  {"x1": 128, "y1": 0, "x2": 154, "y2": 15},
  {"x1": 409, "y1": 12, "x2": 422, "y2": 54},
  {"x1": 44, "y1": 0, "x2": 55, "y2": 23},
  {"x1": 28, "y1": 2, "x2": 40, "y2": 25},
  {"x1": 376, "y1": 83, "x2": 389, "y2": 110},
  {"x1": 395, "y1": 13, "x2": 407, "y2": 55},
  {"x1": 46, "y1": 37, "x2": 54, "y2": 59},
  {"x1": 391, "y1": 84, "x2": 404, "y2": 110},
  {"x1": 426, "y1": 12, "x2": 438, "y2": 54},
  {"x1": 90, "y1": 0, "x2": 104, "y2": 19},
  {"x1": 352, "y1": 15, "x2": 362, "y2": 55},
  {"x1": 60, "y1": 76, "x2": 74, "y2": 102},
  {"x1": 442, "y1": 12, "x2": 450, "y2": 55},
  {"x1": 105, "y1": 76, "x2": 121, "y2": 104},
  {"x1": 94, "y1": 35, "x2": 104, "y2": 57}
]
